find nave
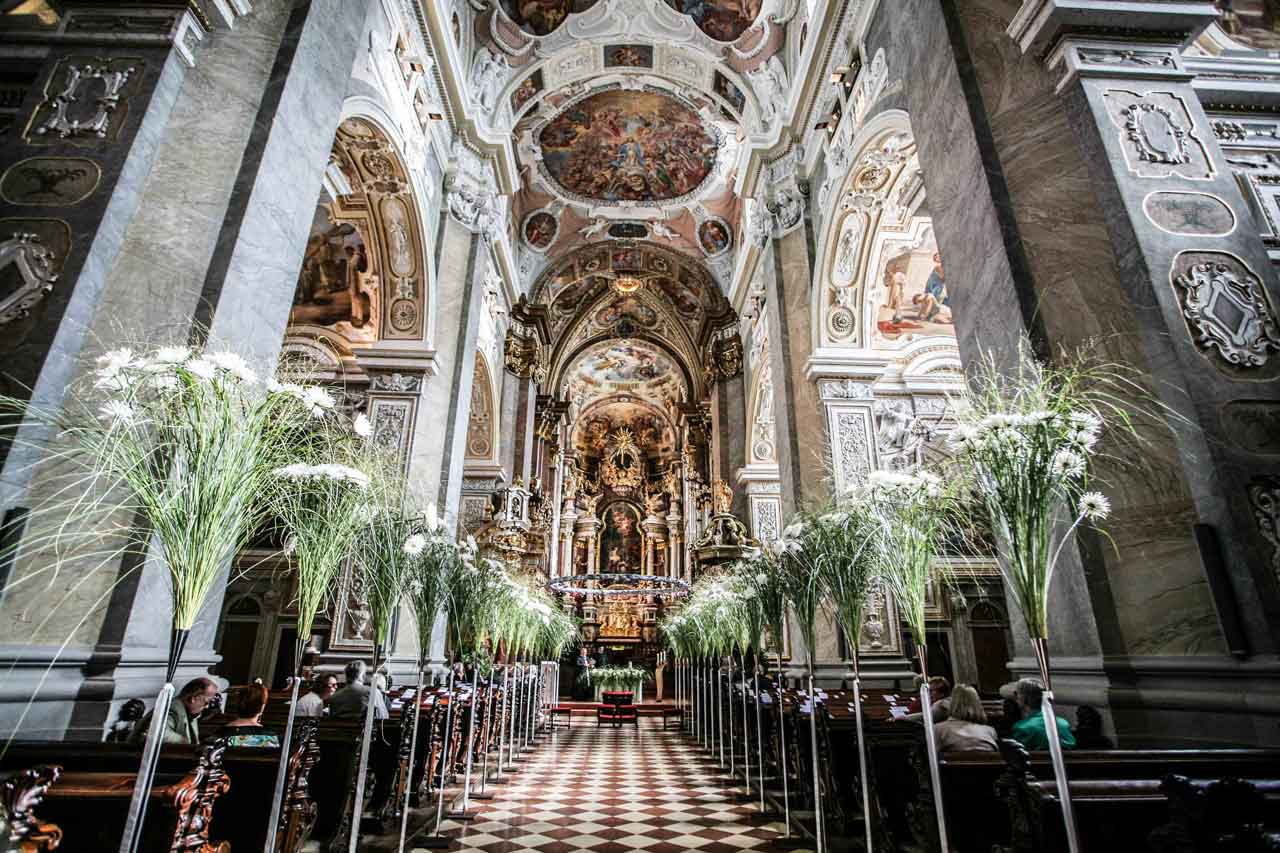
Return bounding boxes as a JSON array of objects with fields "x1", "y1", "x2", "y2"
[{"x1": 424, "y1": 719, "x2": 803, "y2": 853}]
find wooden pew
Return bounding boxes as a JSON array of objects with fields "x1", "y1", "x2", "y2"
[
  {"x1": 17, "y1": 739, "x2": 230, "y2": 853},
  {"x1": 0, "y1": 765, "x2": 62, "y2": 852},
  {"x1": 0, "y1": 722, "x2": 320, "y2": 853}
]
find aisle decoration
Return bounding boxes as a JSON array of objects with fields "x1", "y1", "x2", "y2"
[
  {"x1": 0, "y1": 345, "x2": 359, "y2": 853},
  {"x1": 733, "y1": 555, "x2": 791, "y2": 827},
  {"x1": 261, "y1": 404, "x2": 377, "y2": 853},
  {"x1": 344, "y1": 495, "x2": 436, "y2": 853},
  {"x1": 400, "y1": 518, "x2": 456, "y2": 851},
  {"x1": 590, "y1": 664, "x2": 650, "y2": 692},
  {"x1": 947, "y1": 351, "x2": 1136, "y2": 853},
  {"x1": 810, "y1": 499, "x2": 883, "y2": 853},
  {"x1": 862, "y1": 468, "x2": 960, "y2": 852}
]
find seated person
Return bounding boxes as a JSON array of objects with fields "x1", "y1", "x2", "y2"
[
  {"x1": 933, "y1": 684, "x2": 997, "y2": 752},
  {"x1": 130, "y1": 677, "x2": 220, "y2": 745},
  {"x1": 904, "y1": 675, "x2": 925, "y2": 713},
  {"x1": 329, "y1": 659, "x2": 389, "y2": 720},
  {"x1": 107, "y1": 698, "x2": 145, "y2": 743},
  {"x1": 904, "y1": 676, "x2": 953, "y2": 723},
  {"x1": 218, "y1": 683, "x2": 279, "y2": 747},
  {"x1": 994, "y1": 694, "x2": 1022, "y2": 740},
  {"x1": 296, "y1": 673, "x2": 339, "y2": 717},
  {"x1": 1072, "y1": 704, "x2": 1113, "y2": 749},
  {"x1": 1010, "y1": 677, "x2": 1076, "y2": 751}
]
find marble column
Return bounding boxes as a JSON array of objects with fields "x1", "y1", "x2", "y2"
[
  {"x1": 710, "y1": 372, "x2": 751, "y2": 521},
  {"x1": 878, "y1": 0, "x2": 1279, "y2": 741},
  {"x1": 0, "y1": 0, "x2": 375, "y2": 738},
  {"x1": 762, "y1": 230, "x2": 829, "y2": 517},
  {"x1": 403, "y1": 213, "x2": 486, "y2": 527}
]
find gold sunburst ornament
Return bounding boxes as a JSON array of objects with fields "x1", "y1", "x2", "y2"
[{"x1": 612, "y1": 275, "x2": 642, "y2": 294}]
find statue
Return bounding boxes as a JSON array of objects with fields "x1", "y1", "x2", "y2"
[
  {"x1": 578, "y1": 490, "x2": 601, "y2": 515},
  {"x1": 562, "y1": 457, "x2": 582, "y2": 501},
  {"x1": 712, "y1": 479, "x2": 733, "y2": 515},
  {"x1": 663, "y1": 461, "x2": 681, "y2": 504},
  {"x1": 644, "y1": 487, "x2": 665, "y2": 518}
]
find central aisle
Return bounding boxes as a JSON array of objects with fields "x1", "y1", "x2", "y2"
[{"x1": 423, "y1": 718, "x2": 800, "y2": 852}]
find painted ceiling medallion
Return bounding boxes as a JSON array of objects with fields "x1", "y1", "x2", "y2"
[
  {"x1": 612, "y1": 275, "x2": 643, "y2": 294},
  {"x1": 664, "y1": 0, "x2": 762, "y2": 42},
  {"x1": 536, "y1": 89, "x2": 720, "y2": 205},
  {"x1": 498, "y1": 0, "x2": 598, "y2": 36}
]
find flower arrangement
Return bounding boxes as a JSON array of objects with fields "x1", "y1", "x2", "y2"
[
  {"x1": 860, "y1": 469, "x2": 960, "y2": 673},
  {"x1": 0, "y1": 343, "x2": 367, "y2": 853},
  {"x1": 590, "y1": 664, "x2": 650, "y2": 691}
]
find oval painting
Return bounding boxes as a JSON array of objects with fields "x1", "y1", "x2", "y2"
[
  {"x1": 697, "y1": 218, "x2": 733, "y2": 257},
  {"x1": 499, "y1": 0, "x2": 598, "y2": 36},
  {"x1": 537, "y1": 90, "x2": 719, "y2": 203},
  {"x1": 523, "y1": 210, "x2": 558, "y2": 250}
]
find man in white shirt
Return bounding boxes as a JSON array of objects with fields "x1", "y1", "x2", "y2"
[{"x1": 295, "y1": 673, "x2": 339, "y2": 717}]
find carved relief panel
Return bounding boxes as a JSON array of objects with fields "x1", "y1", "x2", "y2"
[{"x1": 1101, "y1": 89, "x2": 1213, "y2": 181}]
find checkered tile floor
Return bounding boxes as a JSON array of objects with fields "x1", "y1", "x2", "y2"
[{"x1": 417, "y1": 718, "x2": 804, "y2": 852}]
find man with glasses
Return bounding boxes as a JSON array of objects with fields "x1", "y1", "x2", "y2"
[
  {"x1": 296, "y1": 673, "x2": 339, "y2": 717},
  {"x1": 129, "y1": 677, "x2": 220, "y2": 745}
]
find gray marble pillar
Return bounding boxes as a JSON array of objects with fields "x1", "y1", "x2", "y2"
[
  {"x1": 404, "y1": 214, "x2": 486, "y2": 528},
  {"x1": 0, "y1": 0, "x2": 374, "y2": 738},
  {"x1": 710, "y1": 371, "x2": 750, "y2": 520},
  {"x1": 762, "y1": 230, "x2": 829, "y2": 517}
]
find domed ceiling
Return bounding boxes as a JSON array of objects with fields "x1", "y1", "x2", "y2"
[
  {"x1": 563, "y1": 338, "x2": 687, "y2": 414},
  {"x1": 536, "y1": 89, "x2": 721, "y2": 205}
]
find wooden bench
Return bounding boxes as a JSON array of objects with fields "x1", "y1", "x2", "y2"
[
  {"x1": 4, "y1": 739, "x2": 231, "y2": 853},
  {"x1": 661, "y1": 707, "x2": 683, "y2": 730},
  {"x1": 1, "y1": 721, "x2": 320, "y2": 853},
  {"x1": 0, "y1": 765, "x2": 62, "y2": 852},
  {"x1": 549, "y1": 706, "x2": 573, "y2": 729}
]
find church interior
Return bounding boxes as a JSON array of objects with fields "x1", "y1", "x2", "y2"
[{"x1": 0, "y1": 0, "x2": 1278, "y2": 851}]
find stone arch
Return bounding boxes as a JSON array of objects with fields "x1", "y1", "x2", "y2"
[{"x1": 284, "y1": 111, "x2": 430, "y2": 369}]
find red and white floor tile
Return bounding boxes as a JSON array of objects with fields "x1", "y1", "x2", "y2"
[{"x1": 418, "y1": 718, "x2": 802, "y2": 852}]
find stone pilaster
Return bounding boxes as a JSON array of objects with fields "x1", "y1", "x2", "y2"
[{"x1": 0, "y1": 0, "x2": 376, "y2": 738}]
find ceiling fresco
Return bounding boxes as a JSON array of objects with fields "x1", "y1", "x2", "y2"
[
  {"x1": 563, "y1": 338, "x2": 687, "y2": 415},
  {"x1": 535, "y1": 241, "x2": 721, "y2": 338},
  {"x1": 536, "y1": 89, "x2": 720, "y2": 204},
  {"x1": 498, "y1": 0, "x2": 598, "y2": 35},
  {"x1": 664, "y1": 0, "x2": 763, "y2": 42},
  {"x1": 572, "y1": 399, "x2": 676, "y2": 457}
]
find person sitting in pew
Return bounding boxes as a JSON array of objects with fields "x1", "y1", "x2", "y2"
[
  {"x1": 904, "y1": 676, "x2": 953, "y2": 723},
  {"x1": 1072, "y1": 704, "x2": 1113, "y2": 749},
  {"x1": 296, "y1": 673, "x2": 339, "y2": 718},
  {"x1": 933, "y1": 684, "x2": 997, "y2": 751},
  {"x1": 1010, "y1": 677, "x2": 1075, "y2": 751},
  {"x1": 218, "y1": 683, "x2": 279, "y2": 747},
  {"x1": 130, "y1": 677, "x2": 220, "y2": 745},
  {"x1": 329, "y1": 660, "x2": 389, "y2": 720}
]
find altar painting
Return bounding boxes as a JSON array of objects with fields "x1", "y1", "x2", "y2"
[{"x1": 600, "y1": 502, "x2": 643, "y2": 573}]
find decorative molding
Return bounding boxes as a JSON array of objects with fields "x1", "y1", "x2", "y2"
[
  {"x1": 828, "y1": 405, "x2": 873, "y2": 490},
  {"x1": 1171, "y1": 251, "x2": 1280, "y2": 369},
  {"x1": 819, "y1": 378, "x2": 874, "y2": 400},
  {"x1": 26, "y1": 58, "x2": 139, "y2": 144},
  {"x1": 369, "y1": 371, "x2": 424, "y2": 393},
  {"x1": 1247, "y1": 477, "x2": 1280, "y2": 581},
  {"x1": 0, "y1": 230, "x2": 62, "y2": 324},
  {"x1": 1103, "y1": 90, "x2": 1213, "y2": 181}
]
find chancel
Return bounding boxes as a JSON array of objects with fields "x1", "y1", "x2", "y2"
[{"x1": 0, "y1": 0, "x2": 1278, "y2": 851}]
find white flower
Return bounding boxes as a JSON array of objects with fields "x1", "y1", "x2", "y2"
[
  {"x1": 403, "y1": 534, "x2": 427, "y2": 557},
  {"x1": 184, "y1": 358, "x2": 217, "y2": 381},
  {"x1": 143, "y1": 346, "x2": 190, "y2": 372},
  {"x1": 99, "y1": 400, "x2": 135, "y2": 424},
  {"x1": 1078, "y1": 492, "x2": 1110, "y2": 521},
  {"x1": 206, "y1": 351, "x2": 258, "y2": 384},
  {"x1": 1069, "y1": 411, "x2": 1102, "y2": 436},
  {"x1": 296, "y1": 385, "x2": 335, "y2": 418},
  {"x1": 149, "y1": 373, "x2": 179, "y2": 391},
  {"x1": 782, "y1": 521, "x2": 804, "y2": 539},
  {"x1": 1068, "y1": 428, "x2": 1099, "y2": 451},
  {"x1": 272, "y1": 463, "x2": 312, "y2": 479},
  {"x1": 282, "y1": 536, "x2": 297, "y2": 556},
  {"x1": 1051, "y1": 449, "x2": 1086, "y2": 478},
  {"x1": 353, "y1": 412, "x2": 373, "y2": 438},
  {"x1": 96, "y1": 348, "x2": 136, "y2": 372},
  {"x1": 755, "y1": 572, "x2": 767, "y2": 586}
]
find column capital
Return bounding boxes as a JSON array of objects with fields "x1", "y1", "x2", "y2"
[{"x1": 1008, "y1": 1, "x2": 1220, "y2": 58}]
